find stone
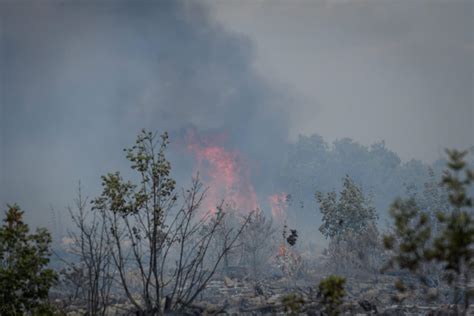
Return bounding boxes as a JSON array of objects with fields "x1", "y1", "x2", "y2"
[
  {"x1": 266, "y1": 294, "x2": 282, "y2": 305},
  {"x1": 427, "y1": 287, "x2": 439, "y2": 300},
  {"x1": 224, "y1": 276, "x2": 235, "y2": 287},
  {"x1": 358, "y1": 299, "x2": 378, "y2": 313},
  {"x1": 254, "y1": 283, "x2": 264, "y2": 296}
]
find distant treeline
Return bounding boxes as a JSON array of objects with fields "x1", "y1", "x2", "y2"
[{"x1": 276, "y1": 134, "x2": 474, "y2": 227}]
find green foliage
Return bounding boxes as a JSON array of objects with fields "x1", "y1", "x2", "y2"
[
  {"x1": 91, "y1": 130, "x2": 178, "y2": 312},
  {"x1": 431, "y1": 212, "x2": 473, "y2": 281},
  {"x1": 317, "y1": 275, "x2": 346, "y2": 316},
  {"x1": 317, "y1": 176, "x2": 383, "y2": 276},
  {"x1": 316, "y1": 175, "x2": 377, "y2": 241},
  {"x1": 281, "y1": 293, "x2": 305, "y2": 315},
  {"x1": 280, "y1": 135, "x2": 429, "y2": 228},
  {"x1": 93, "y1": 130, "x2": 176, "y2": 219},
  {"x1": 383, "y1": 198, "x2": 432, "y2": 271},
  {"x1": 90, "y1": 129, "x2": 248, "y2": 313},
  {"x1": 0, "y1": 204, "x2": 58, "y2": 315},
  {"x1": 431, "y1": 150, "x2": 474, "y2": 307},
  {"x1": 384, "y1": 149, "x2": 474, "y2": 308}
]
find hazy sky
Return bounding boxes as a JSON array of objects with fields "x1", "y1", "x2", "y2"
[
  {"x1": 208, "y1": 0, "x2": 473, "y2": 161},
  {"x1": 0, "y1": 0, "x2": 473, "y2": 229}
]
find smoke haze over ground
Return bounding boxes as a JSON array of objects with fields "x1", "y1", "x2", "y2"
[{"x1": 0, "y1": 0, "x2": 473, "y2": 233}]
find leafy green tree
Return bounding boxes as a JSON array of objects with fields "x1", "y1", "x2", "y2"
[
  {"x1": 316, "y1": 175, "x2": 377, "y2": 241},
  {"x1": 316, "y1": 176, "x2": 382, "y2": 276},
  {"x1": 0, "y1": 204, "x2": 58, "y2": 315}
]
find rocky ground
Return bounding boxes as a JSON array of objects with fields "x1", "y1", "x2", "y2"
[
  {"x1": 61, "y1": 273, "x2": 474, "y2": 315},
  {"x1": 188, "y1": 275, "x2": 472, "y2": 315}
]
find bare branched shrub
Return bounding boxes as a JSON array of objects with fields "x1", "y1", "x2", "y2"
[{"x1": 56, "y1": 184, "x2": 113, "y2": 316}]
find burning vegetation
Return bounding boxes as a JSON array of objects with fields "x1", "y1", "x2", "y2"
[
  {"x1": 185, "y1": 129, "x2": 290, "y2": 227},
  {"x1": 1, "y1": 130, "x2": 473, "y2": 315},
  {"x1": 185, "y1": 129, "x2": 259, "y2": 215}
]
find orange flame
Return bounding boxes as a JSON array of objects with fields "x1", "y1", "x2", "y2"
[
  {"x1": 185, "y1": 130, "x2": 258, "y2": 214},
  {"x1": 268, "y1": 192, "x2": 287, "y2": 224},
  {"x1": 278, "y1": 242, "x2": 287, "y2": 257}
]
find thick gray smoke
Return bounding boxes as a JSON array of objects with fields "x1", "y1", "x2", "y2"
[
  {"x1": 1, "y1": 0, "x2": 472, "y2": 237},
  {"x1": 0, "y1": 1, "x2": 291, "y2": 228}
]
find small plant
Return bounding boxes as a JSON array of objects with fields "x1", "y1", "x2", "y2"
[
  {"x1": 318, "y1": 275, "x2": 346, "y2": 316},
  {"x1": 281, "y1": 293, "x2": 305, "y2": 315}
]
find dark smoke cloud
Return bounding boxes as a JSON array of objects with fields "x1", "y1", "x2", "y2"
[{"x1": 0, "y1": 0, "x2": 291, "y2": 229}]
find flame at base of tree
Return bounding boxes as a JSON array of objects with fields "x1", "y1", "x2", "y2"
[
  {"x1": 274, "y1": 242, "x2": 302, "y2": 277},
  {"x1": 278, "y1": 242, "x2": 287, "y2": 257}
]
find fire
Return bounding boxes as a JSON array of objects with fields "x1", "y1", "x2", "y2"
[
  {"x1": 278, "y1": 243, "x2": 287, "y2": 257},
  {"x1": 184, "y1": 129, "x2": 290, "y2": 222},
  {"x1": 185, "y1": 130, "x2": 258, "y2": 214},
  {"x1": 268, "y1": 192, "x2": 287, "y2": 224}
]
